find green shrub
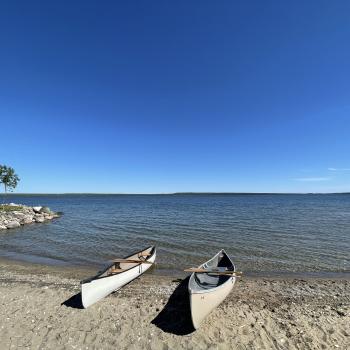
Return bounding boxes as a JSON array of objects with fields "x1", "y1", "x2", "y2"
[{"x1": 0, "y1": 205, "x2": 23, "y2": 212}]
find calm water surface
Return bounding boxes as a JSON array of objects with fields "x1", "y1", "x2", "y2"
[{"x1": 0, "y1": 194, "x2": 349, "y2": 276}]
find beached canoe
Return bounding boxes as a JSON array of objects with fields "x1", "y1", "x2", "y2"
[
  {"x1": 188, "y1": 249, "x2": 236, "y2": 329},
  {"x1": 81, "y1": 246, "x2": 156, "y2": 308}
]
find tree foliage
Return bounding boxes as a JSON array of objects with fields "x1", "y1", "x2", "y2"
[{"x1": 0, "y1": 165, "x2": 20, "y2": 193}]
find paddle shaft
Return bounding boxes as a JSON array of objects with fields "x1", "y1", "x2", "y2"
[
  {"x1": 112, "y1": 259, "x2": 153, "y2": 264},
  {"x1": 184, "y1": 268, "x2": 242, "y2": 276}
]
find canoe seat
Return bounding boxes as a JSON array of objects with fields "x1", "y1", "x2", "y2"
[
  {"x1": 139, "y1": 253, "x2": 151, "y2": 257},
  {"x1": 109, "y1": 268, "x2": 123, "y2": 275}
]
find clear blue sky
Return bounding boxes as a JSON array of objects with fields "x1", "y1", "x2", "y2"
[{"x1": 0, "y1": 1, "x2": 349, "y2": 193}]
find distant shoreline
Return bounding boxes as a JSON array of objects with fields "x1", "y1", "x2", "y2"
[{"x1": 4, "y1": 192, "x2": 350, "y2": 195}]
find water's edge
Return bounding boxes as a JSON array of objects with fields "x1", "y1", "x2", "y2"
[{"x1": 1, "y1": 255, "x2": 349, "y2": 281}]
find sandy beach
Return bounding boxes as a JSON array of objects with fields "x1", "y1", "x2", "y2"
[{"x1": 0, "y1": 259, "x2": 348, "y2": 350}]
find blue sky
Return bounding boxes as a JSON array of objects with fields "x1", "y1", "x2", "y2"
[{"x1": 0, "y1": 1, "x2": 349, "y2": 193}]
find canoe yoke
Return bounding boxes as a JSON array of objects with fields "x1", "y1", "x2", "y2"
[{"x1": 108, "y1": 257, "x2": 152, "y2": 276}]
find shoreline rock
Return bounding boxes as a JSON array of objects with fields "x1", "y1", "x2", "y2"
[{"x1": 0, "y1": 204, "x2": 61, "y2": 230}]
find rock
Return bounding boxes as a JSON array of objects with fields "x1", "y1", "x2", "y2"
[
  {"x1": 0, "y1": 204, "x2": 59, "y2": 229},
  {"x1": 34, "y1": 215, "x2": 45, "y2": 223},
  {"x1": 12, "y1": 212, "x2": 26, "y2": 220},
  {"x1": 21, "y1": 216, "x2": 34, "y2": 224},
  {"x1": 6, "y1": 220, "x2": 21, "y2": 229},
  {"x1": 336, "y1": 309, "x2": 346, "y2": 317},
  {"x1": 33, "y1": 206, "x2": 42, "y2": 213},
  {"x1": 40, "y1": 207, "x2": 51, "y2": 214}
]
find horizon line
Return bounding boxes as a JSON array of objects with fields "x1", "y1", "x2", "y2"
[{"x1": 3, "y1": 192, "x2": 350, "y2": 195}]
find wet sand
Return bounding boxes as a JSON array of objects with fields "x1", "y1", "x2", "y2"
[{"x1": 0, "y1": 259, "x2": 349, "y2": 349}]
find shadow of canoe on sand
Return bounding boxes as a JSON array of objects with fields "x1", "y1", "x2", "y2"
[
  {"x1": 62, "y1": 292, "x2": 84, "y2": 309},
  {"x1": 151, "y1": 277, "x2": 195, "y2": 335}
]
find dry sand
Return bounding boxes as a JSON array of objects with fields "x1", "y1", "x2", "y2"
[{"x1": 0, "y1": 259, "x2": 349, "y2": 350}]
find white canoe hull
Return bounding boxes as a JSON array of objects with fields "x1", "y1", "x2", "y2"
[
  {"x1": 81, "y1": 246, "x2": 156, "y2": 308},
  {"x1": 190, "y1": 277, "x2": 235, "y2": 329},
  {"x1": 188, "y1": 250, "x2": 236, "y2": 329}
]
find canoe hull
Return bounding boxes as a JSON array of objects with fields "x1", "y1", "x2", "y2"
[
  {"x1": 81, "y1": 246, "x2": 156, "y2": 308},
  {"x1": 190, "y1": 276, "x2": 235, "y2": 329},
  {"x1": 188, "y1": 249, "x2": 236, "y2": 329}
]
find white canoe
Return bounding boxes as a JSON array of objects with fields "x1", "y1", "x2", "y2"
[
  {"x1": 81, "y1": 246, "x2": 156, "y2": 308},
  {"x1": 188, "y1": 249, "x2": 236, "y2": 329}
]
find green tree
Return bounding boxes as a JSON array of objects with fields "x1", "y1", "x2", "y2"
[{"x1": 0, "y1": 165, "x2": 20, "y2": 198}]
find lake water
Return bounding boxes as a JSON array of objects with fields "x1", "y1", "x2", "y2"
[{"x1": 0, "y1": 194, "x2": 349, "y2": 276}]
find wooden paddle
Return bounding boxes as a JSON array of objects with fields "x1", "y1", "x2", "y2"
[
  {"x1": 184, "y1": 268, "x2": 242, "y2": 276},
  {"x1": 112, "y1": 259, "x2": 153, "y2": 264},
  {"x1": 109, "y1": 268, "x2": 124, "y2": 273}
]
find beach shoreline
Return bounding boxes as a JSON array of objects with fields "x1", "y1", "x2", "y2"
[
  {"x1": 1, "y1": 255, "x2": 349, "y2": 281},
  {"x1": 0, "y1": 258, "x2": 349, "y2": 349}
]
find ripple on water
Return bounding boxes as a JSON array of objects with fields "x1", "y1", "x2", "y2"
[{"x1": 0, "y1": 194, "x2": 349, "y2": 275}]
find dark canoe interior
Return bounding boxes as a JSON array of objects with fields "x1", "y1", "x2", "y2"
[
  {"x1": 81, "y1": 246, "x2": 155, "y2": 284},
  {"x1": 190, "y1": 250, "x2": 235, "y2": 291}
]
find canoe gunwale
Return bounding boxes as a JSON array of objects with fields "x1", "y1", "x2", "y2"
[
  {"x1": 188, "y1": 249, "x2": 235, "y2": 295},
  {"x1": 80, "y1": 245, "x2": 155, "y2": 285}
]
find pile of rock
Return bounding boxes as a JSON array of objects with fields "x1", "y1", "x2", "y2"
[{"x1": 0, "y1": 204, "x2": 61, "y2": 230}]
